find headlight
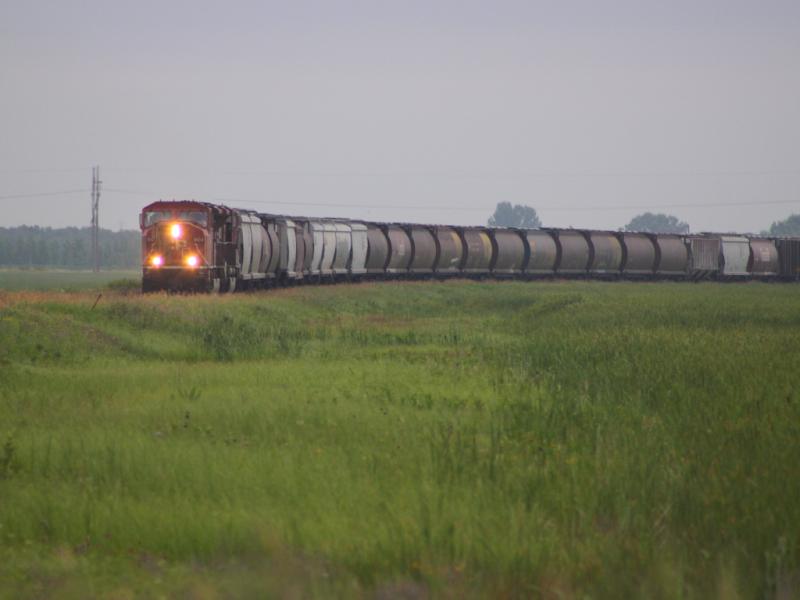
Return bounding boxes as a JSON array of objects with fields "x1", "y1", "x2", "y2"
[
  {"x1": 150, "y1": 255, "x2": 163, "y2": 267},
  {"x1": 185, "y1": 254, "x2": 199, "y2": 268},
  {"x1": 170, "y1": 223, "x2": 182, "y2": 239}
]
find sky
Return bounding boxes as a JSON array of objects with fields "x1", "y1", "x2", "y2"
[{"x1": 1, "y1": 0, "x2": 799, "y2": 232}]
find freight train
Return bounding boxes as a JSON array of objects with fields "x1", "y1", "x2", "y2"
[{"x1": 140, "y1": 200, "x2": 800, "y2": 292}]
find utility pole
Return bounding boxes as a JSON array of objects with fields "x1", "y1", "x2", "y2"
[{"x1": 91, "y1": 165, "x2": 101, "y2": 272}]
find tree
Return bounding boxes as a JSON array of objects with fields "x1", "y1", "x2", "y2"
[
  {"x1": 624, "y1": 212, "x2": 689, "y2": 234},
  {"x1": 488, "y1": 202, "x2": 541, "y2": 228},
  {"x1": 768, "y1": 214, "x2": 800, "y2": 236},
  {"x1": 0, "y1": 226, "x2": 140, "y2": 268}
]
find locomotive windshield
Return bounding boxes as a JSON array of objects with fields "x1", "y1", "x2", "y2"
[
  {"x1": 143, "y1": 209, "x2": 208, "y2": 227},
  {"x1": 143, "y1": 211, "x2": 171, "y2": 226},
  {"x1": 178, "y1": 211, "x2": 208, "y2": 227}
]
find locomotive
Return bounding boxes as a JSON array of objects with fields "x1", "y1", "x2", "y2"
[
  {"x1": 141, "y1": 201, "x2": 239, "y2": 292},
  {"x1": 140, "y1": 200, "x2": 800, "y2": 292}
]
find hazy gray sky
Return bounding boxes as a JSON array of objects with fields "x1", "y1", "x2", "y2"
[{"x1": 1, "y1": 0, "x2": 799, "y2": 232}]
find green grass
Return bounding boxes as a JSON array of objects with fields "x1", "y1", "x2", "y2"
[
  {"x1": 0, "y1": 269, "x2": 140, "y2": 291},
  {"x1": 0, "y1": 280, "x2": 799, "y2": 598}
]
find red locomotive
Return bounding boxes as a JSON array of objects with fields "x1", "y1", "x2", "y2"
[{"x1": 140, "y1": 201, "x2": 238, "y2": 292}]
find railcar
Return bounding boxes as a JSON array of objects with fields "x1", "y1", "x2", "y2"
[
  {"x1": 686, "y1": 236, "x2": 720, "y2": 280},
  {"x1": 652, "y1": 234, "x2": 689, "y2": 278},
  {"x1": 384, "y1": 225, "x2": 413, "y2": 275},
  {"x1": 618, "y1": 233, "x2": 656, "y2": 277},
  {"x1": 718, "y1": 235, "x2": 751, "y2": 279},
  {"x1": 586, "y1": 231, "x2": 624, "y2": 277},
  {"x1": 777, "y1": 239, "x2": 800, "y2": 281},
  {"x1": 523, "y1": 230, "x2": 558, "y2": 275},
  {"x1": 489, "y1": 229, "x2": 526, "y2": 276},
  {"x1": 405, "y1": 225, "x2": 438, "y2": 274},
  {"x1": 749, "y1": 238, "x2": 779, "y2": 278},
  {"x1": 432, "y1": 226, "x2": 465, "y2": 276},
  {"x1": 364, "y1": 224, "x2": 390, "y2": 275},
  {"x1": 459, "y1": 227, "x2": 493, "y2": 274},
  {"x1": 550, "y1": 230, "x2": 590, "y2": 275}
]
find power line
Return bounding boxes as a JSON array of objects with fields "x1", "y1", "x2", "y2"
[
  {"x1": 0, "y1": 188, "x2": 796, "y2": 213},
  {"x1": 103, "y1": 188, "x2": 156, "y2": 195},
  {"x1": 216, "y1": 198, "x2": 484, "y2": 211},
  {"x1": 214, "y1": 196, "x2": 799, "y2": 212},
  {"x1": 0, "y1": 189, "x2": 90, "y2": 200},
  {"x1": 99, "y1": 167, "x2": 800, "y2": 179},
  {"x1": 0, "y1": 167, "x2": 88, "y2": 174}
]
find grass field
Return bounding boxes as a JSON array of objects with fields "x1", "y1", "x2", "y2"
[
  {"x1": 0, "y1": 280, "x2": 799, "y2": 598},
  {"x1": 0, "y1": 269, "x2": 140, "y2": 291}
]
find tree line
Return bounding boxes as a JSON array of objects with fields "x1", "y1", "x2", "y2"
[{"x1": 0, "y1": 226, "x2": 139, "y2": 269}]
